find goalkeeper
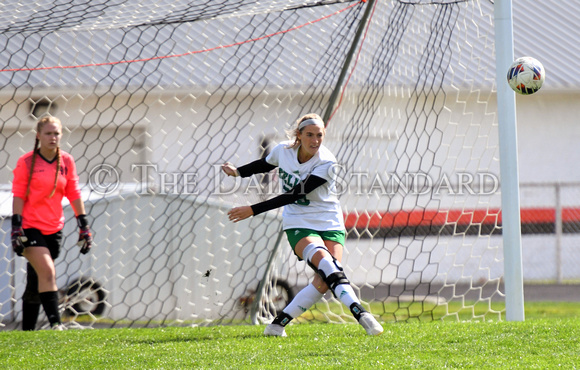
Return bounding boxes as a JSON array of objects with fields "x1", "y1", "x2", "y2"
[
  {"x1": 222, "y1": 113, "x2": 383, "y2": 337},
  {"x1": 11, "y1": 116, "x2": 93, "y2": 331}
]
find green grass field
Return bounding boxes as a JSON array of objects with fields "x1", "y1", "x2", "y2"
[{"x1": 1, "y1": 302, "x2": 579, "y2": 369}]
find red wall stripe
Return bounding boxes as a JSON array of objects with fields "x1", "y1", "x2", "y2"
[{"x1": 343, "y1": 207, "x2": 580, "y2": 229}]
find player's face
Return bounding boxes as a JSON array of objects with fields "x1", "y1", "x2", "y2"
[
  {"x1": 298, "y1": 124, "x2": 324, "y2": 157},
  {"x1": 37, "y1": 122, "x2": 62, "y2": 151}
]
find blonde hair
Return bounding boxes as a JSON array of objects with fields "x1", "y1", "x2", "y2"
[
  {"x1": 285, "y1": 113, "x2": 325, "y2": 149},
  {"x1": 26, "y1": 116, "x2": 62, "y2": 198}
]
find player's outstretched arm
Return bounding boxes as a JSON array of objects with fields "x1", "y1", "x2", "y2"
[
  {"x1": 221, "y1": 162, "x2": 239, "y2": 177},
  {"x1": 228, "y1": 206, "x2": 254, "y2": 223},
  {"x1": 223, "y1": 158, "x2": 276, "y2": 178},
  {"x1": 226, "y1": 175, "x2": 327, "y2": 223}
]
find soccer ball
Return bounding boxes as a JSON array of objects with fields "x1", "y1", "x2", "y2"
[{"x1": 506, "y1": 56, "x2": 545, "y2": 95}]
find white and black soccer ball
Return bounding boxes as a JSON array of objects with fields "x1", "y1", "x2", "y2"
[{"x1": 506, "y1": 56, "x2": 545, "y2": 95}]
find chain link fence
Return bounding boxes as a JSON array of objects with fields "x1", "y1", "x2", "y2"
[{"x1": 520, "y1": 182, "x2": 580, "y2": 282}]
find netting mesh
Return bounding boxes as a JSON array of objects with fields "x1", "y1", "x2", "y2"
[{"x1": 0, "y1": 0, "x2": 505, "y2": 330}]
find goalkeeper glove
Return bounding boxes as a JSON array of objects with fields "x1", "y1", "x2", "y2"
[
  {"x1": 76, "y1": 214, "x2": 93, "y2": 255},
  {"x1": 11, "y1": 214, "x2": 28, "y2": 257}
]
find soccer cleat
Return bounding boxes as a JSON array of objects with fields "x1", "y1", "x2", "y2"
[
  {"x1": 51, "y1": 323, "x2": 65, "y2": 331},
  {"x1": 358, "y1": 312, "x2": 383, "y2": 336},
  {"x1": 263, "y1": 323, "x2": 287, "y2": 337}
]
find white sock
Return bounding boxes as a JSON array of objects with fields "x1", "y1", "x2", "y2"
[
  {"x1": 318, "y1": 257, "x2": 360, "y2": 308},
  {"x1": 334, "y1": 284, "x2": 359, "y2": 308},
  {"x1": 283, "y1": 283, "x2": 323, "y2": 319}
]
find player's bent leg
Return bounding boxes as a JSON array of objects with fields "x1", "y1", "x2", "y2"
[
  {"x1": 301, "y1": 241, "x2": 384, "y2": 336},
  {"x1": 323, "y1": 239, "x2": 343, "y2": 265},
  {"x1": 281, "y1": 283, "x2": 323, "y2": 319},
  {"x1": 264, "y1": 283, "x2": 324, "y2": 337},
  {"x1": 311, "y1": 274, "x2": 328, "y2": 293},
  {"x1": 302, "y1": 242, "x2": 353, "y2": 300}
]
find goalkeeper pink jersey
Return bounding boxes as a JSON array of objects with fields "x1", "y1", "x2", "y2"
[{"x1": 12, "y1": 150, "x2": 82, "y2": 235}]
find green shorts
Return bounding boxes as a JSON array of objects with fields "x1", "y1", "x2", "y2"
[{"x1": 285, "y1": 228, "x2": 346, "y2": 252}]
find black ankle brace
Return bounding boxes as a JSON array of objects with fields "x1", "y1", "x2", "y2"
[
  {"x1": 349, "y1": 302, "x2": 367, "y2": 321},
  {"x1": 272, "y1": 312, "x2": 293, "y2": 327}
]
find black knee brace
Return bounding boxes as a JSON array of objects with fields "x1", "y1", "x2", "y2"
[
  {"x1": 302, "y1": 243, "x2": 351, "y2": 294},
  {"x1": 316, "y1": 258, "x2": 350, "y2": 293}
]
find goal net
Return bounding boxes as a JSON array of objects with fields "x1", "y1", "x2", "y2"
[{"x1": 0, "y1": 0, "x2": 504, "y2": 329}]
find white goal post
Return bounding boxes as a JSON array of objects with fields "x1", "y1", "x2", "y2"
[{"x1": 494, "y1": 0, "x2": 524, "y2": 322}]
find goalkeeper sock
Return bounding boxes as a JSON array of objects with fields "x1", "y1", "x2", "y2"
[
  {"x1": 282, "y1": 283, "x2": 323, "y2": 319},
  {"x1": 22, "y1": 301, "x2": 41, "y2": 331},
  {"x1": 39, "y1": 291, "x2": 61, "y2": 326}
]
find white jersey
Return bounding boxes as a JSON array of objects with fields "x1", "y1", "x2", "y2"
[{"x1": 265, "y1": 141, "x2": 345, "y2": 231}]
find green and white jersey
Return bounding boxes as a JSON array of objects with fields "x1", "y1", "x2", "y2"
[{"x1": 265, "y1": 141, "x2": 345, "y2": 231}]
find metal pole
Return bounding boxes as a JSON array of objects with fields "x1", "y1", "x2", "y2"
[
  {"x1": 555, "y1": 183, "x2": 563, "y2": 283},
  {"x1": 323, "y1": 0, "x2": 376, "y2": 123},
  {"x1": 494, "y1": 0, "x2": 525, "y2": 321},
  {"x1": 249, "y1": 225, "x2": 286, "y2": 325}
]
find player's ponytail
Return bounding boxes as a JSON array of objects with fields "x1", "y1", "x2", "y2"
[
  {"x1": 49, "y1": 146, "x2": 61, "y2": 198},
  {"x1": 25, "y1": 137, "x2": 39, "y2": 198}
]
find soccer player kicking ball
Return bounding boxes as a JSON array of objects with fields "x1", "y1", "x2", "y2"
[{"x1": 222, "y1": 113, "x2": 383, "y2": 337}]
